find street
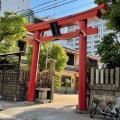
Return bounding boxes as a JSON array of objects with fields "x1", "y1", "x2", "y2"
[{"x1": 0, "y1": 93, "x2": 109, "y2": 120}]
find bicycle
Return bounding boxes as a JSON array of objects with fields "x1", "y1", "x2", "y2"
[{"x1": 90, "y1": 98, "x2": 120, "y2": 120}]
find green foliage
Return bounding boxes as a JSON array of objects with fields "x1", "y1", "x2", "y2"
[
  {"x1": 65, "y1": 79, "x2": 70, "y2": 87},
  {"x1": 26, "y1": 45, "x2": 33, "y2": 70},
  {"x1": 94, "y1": 0, "x2": 120, "y2": 33},
  {"x1": 96, "y1": 33, "x2": 120, "y2": 68},
  {"x1": 64, "y1": 78, "x2": 70, "y2": 93},
  {"x1": 0, "y1": 11, "x2": 28, "y2": 53},
  {"x1": 49, "y1": 43, "x2": 68, "y2": 72},
  {"x1": 54, "y1": 74, "x2": 61, "y2": 91},
  {"x1": 26, "y1": 42, "x2": 68, "y2": 72}
]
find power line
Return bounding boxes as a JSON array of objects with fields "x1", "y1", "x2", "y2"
[
  {"x1": 20, "y1": 0, "x2": 78, "y2": 18},
  {"x1": 15, "y1": 0, "x2": 75, "y2": 16},
  {"x1": 0, "y1": 1, "x2": 95, "y2": 35},
  {"x1": 2, "y1": 0, "x2": 78, "y2": 22},
  {"x1": 33, "y1": 0, "x2": 71, "y2": 13},
  {"x1": 24, "y1": 1, "x2": 94, "y2": 32},
  {"x1": 0, "y1": 0, "x2": 78, "y2": 29},
  {"x1": 15, "y1": 2, "x2": 95, "y2": 34},
  {"x1": 15, "y1": 0, "x2": 55, "y2": 14},
  {"x1": 49, "y1": 1, "x2": 94, "y2": 17}
]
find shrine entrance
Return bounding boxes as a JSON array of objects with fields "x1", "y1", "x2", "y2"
[{"x1": 25, "y1": 4, "x2": 108, "y2": 111}]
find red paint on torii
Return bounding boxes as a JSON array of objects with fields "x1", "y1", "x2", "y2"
[{"x1": 25, "y1": 4, "x2": 108, "y2": 111}]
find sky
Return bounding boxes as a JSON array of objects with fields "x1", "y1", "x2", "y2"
[{"x1": 30, "y1": 0, "x2": 96, "y2": 19}]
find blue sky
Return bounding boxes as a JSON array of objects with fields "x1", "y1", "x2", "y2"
[{"x1": 30, "y1": 0, "x2": 96, "y2": 19}]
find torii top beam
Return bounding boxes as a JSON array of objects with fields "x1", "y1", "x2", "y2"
[{"x1": 25, "y1": 4, "x2": 108, "y2": 33}]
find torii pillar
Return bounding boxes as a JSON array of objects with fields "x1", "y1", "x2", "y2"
[
  {"x1": 25, "y1": 4, "x2": 108, "y2": 111},
  {"x1": 79, "y1": 20, "x2": 87, "y2": 111}
]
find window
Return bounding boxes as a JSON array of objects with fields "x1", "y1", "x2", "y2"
[
  {"x1": 87, "y1": 41, "x2": 91, "y2": 44},
  {"x1": 75, "y1": 48, "x2": 79, "y2": 50},
  {"x1": 94, "y1": 45, "x2": 97, "y2": 49},
  {"x1": 87, "y1": 36, "x2": 92, "y2": 40},
  {"x1": 94, "y1": 35, "x2": 100, "y2": 39},
  {"x1": 68, "y1": 26, "x2": 74, "y2": 30},
  {"x1": 67, "y1": 53, "x2": 74, "y2": 65},
  {"x1": 61, "y1": 75, "x2": 71, "y2": 86},
  {"x1": 75, "y1": 43, "x2": 79, "y2": 45},
  {"x1": 87, "y1": 22, "x2": 92, "y2": 27},
  {"x1": 87, "y1": 46, "x2": 91, "y2": 49},
  {"x1": 76, "y1": 25, "x2": 79, "y2": 29},
  {"x1": 68, "y1": 29, "x2": 75, "y2": 33},
  {"x1": 67, "y1": 39, "x2": 73, "y2": 43},
  {"x1": 94, "y1": 20, "x2": 100, "y2": 24},
  {"x1": 75, "y1": 37, "x2": 79, "y2": 42},
  {"x1": 18, "y1": 40, "x2": 26, "y2": 55},
  {"x1": 87, "y1": 51, "x2": 91, "y2": 54},
  {"x1": 94, "y1": 40, "x2": 100, "y2": 44},
  {"x1": 94, "y1": 24, "x2": 101, "y2": 28}
]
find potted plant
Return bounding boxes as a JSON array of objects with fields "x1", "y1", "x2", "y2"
[{"x1": 64, "y1": 79, "x2": 70, "y2": 94}]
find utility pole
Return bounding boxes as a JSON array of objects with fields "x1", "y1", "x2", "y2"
[{"x1": 0, "y1": 0, "x2": 1, "y2": 10}]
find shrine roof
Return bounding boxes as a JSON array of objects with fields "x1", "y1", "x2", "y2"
[{"x1": 0, "y1": 51, "x2": 23, "y2": 57}]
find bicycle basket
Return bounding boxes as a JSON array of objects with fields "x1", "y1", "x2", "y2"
[{"x1": 92, "y1": 99, "x2": 99, "y2": 107}]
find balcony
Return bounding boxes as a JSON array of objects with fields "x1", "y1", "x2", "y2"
[
  {"x1": 67, "y1": 39, "x2": 73, "y2": 44},
  {"x1": 74, "y1": 37, "x2": 79, "y2": 43},
  {"x1": 87, "y1": 36, "x2": 92, "y2": 40},
  {"x1": 94, "y1": 40, "x2": 100, "y2": 44},
  {"x1": 94, "y1": 35, "x2": 100, "y2": 40}
]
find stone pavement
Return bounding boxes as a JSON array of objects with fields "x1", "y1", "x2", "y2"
[{"x1": 0, "y1": 93, "x2": 108, "y2": 120}]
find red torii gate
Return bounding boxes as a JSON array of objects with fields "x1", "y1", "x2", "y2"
[{"x1": 25, "y1": 4, "x2": 108, "y2": 111}]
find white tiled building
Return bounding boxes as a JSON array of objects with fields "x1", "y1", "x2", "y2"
[
  {"x1": 52, "y1": 19, "x2": 113, "y2": 56},
  {"x1": 0, "y1": 0, "x2": 31, "y2": 16}
]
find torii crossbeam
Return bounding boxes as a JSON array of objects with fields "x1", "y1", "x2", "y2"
[{"x1": 25, "y1": 4, "x2": 108, "y2": 111}]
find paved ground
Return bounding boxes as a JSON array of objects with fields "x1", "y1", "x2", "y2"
[{"x1": 0, "y1": 93, "x2": 110, "y2": 120}]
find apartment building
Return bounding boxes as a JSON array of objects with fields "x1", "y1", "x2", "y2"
[
  {"x1": 53, "y1": 19, "x2": 114, "y2": 56},
  {"x1": 86, "y1": 19, "x2": 112, "y2": 55}
]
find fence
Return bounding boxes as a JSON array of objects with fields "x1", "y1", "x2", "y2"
[
  {"x1": 90, "y1": 67, "x2": 120, "y2": 86},
  {"x1": 89, "y1": 67, "x2": 120, "y2": 107},
  {"x1": 19, "y1": 70, "x2": 51, "y2": 88},
  {"x1": 0, "y1": 69, "x2": 51, "y2": 101}
]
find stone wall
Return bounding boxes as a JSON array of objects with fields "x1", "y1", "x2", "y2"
[
  {"x1": 0, "y1": 70, "x2": 28, "y2": 101},
  {"x1": 0, "y1": 81, "x2": 27, "y2": 101},
  {"x1": 89, "y1": 67, "x2": 120, "y2": 113}
]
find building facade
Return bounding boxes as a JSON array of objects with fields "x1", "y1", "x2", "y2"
[
  {"x1": 53, "y1": 19, "x2": 114, "y2": 56},
  {"x1": 0, "y1": 0, "x2": 31, "y2": 16}
]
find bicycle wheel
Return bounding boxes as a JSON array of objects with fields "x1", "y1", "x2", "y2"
[{"x1": 90, "y1": 108, "x2": 97, "y2": 118}]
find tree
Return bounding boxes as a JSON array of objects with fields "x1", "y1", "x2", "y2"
[
  {"x1": 96, "y1": 33, "x2": 120, "y2": 68},
  {"x1": 26, "y1": 42, "x2": 68, "y2": 72},
  {"x1": 94, "y1": 0, "x2": 120, "y2": 33},
  {"x1": 0, "y1": 11, "x2": 28, "y2": 53},
  {"x1": 54, "y1": 74, "x2": 61, "y2": 92}
]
